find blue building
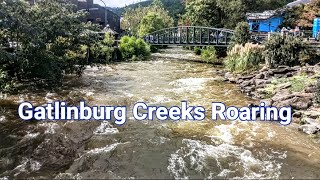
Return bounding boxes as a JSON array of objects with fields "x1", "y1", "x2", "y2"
[
  {"x1": 247, "y1": 11, "x2": 284, "y2": 33},
  {"x1": 246, "y1": 0, "x2": 312, "y2": 33}
]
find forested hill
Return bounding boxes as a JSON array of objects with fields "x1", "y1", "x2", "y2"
[
  {"x1": 110, "y1": 0, "x2": 296, "y2": 17},
  {"x1": 111, "y1": 0, "x2": 185, "y2": 21}
]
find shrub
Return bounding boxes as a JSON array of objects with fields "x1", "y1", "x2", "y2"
[
  {"x1": 194, "y1": 47, "x2": 202, "y2": 55},
  {"x1": 135, "y1": 38, "x2": 151, "y2": 57},
  {"x1": 229, "y1": 22, "x2": 250, "y2": 49},
  {"x1": 201, "y1": 46, "x2": 221, "y2": 64},
  {"x1": 150, "y1": 45, "x2": 159, "y2": 53},
  {"x1": 264, "y1": 34, "x2": 307, "y2": 68},
  {"x1": 119, "y1": 36, "x2": 150, "y2": 60},
  {"x1": 225, "y1": 43, "x2": 264, "y2": 73}
]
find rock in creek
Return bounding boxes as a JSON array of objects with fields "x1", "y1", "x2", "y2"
[{"x1": 298, "y1": 124, "x2": 319, "y2": 135}]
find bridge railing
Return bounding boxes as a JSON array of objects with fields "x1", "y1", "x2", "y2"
[{"x1": 144, "y1": 26, "x2": 234, "y2": 47}]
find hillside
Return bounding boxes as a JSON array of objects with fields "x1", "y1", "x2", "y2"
[{"x1": 114, "y1": 0, "x2": 185, "y2": 22}]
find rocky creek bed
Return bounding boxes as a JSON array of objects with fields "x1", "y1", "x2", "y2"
[{"x1": 223, "y1": 64, "x2": 320, "y2": 138}]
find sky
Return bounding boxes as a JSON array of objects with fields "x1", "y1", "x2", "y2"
[{"x1": 94, "y1": 0, "x2": 147, "y2": 7}]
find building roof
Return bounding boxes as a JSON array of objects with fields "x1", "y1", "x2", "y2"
[
  {"x1": 247, "y1": 10, "x2": 284, "y2": 20},
  {"x1": 101, "y1": 26, "x2": 118, "y2": 34},
  {"x1": 247, "y1": 0, "x2": 312, "y2": 20},
  {"x1": 286, "y1": 0, "x2": 312, "y2": 8}
]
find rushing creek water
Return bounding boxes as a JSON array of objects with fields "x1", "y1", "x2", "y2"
[{"x1": 1, "y1": 48, "x2": 320, "y2": 179}]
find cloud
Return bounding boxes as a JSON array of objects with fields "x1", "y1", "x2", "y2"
[{"x1": 94, "y1": 0, "x2": 148, "y2": 7}]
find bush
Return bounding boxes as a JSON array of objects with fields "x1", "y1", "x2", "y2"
[
  {"x1": 119, "y1": 36, "x2": 150, "y2": 60},
  {"x1": 264, "y1": 34, "x2": 307, "y2": 68},
  {"x1": 225, "y1": 43, "x2": 264, "y2": 73},
  {"x1": 229, "y1": 22, "x2": 250, "y2": 49},
  {"x1": 150, "y1": 45, "x2": 159, "y2": 53},
  {"x1": 201, "y1": 47, "x2": 221, "y2": 64},
  {"x1": 194, "y1": 47, "x2": 202, "y2": 55}
]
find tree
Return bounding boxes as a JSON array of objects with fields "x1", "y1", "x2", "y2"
[
  {"x1": 264, "y1": 34, "x2": 307, "y2": 67},
  {"x1": 90, "y1": 33, "x2": 115, "y2": 63},
  {"x1": 0, "y1": 0, "x2": 99, "y2": 91},
  {"x1": 121, "y1": 0, "x2": 174, "y2": 36},
  {"x1": 138, "y1": 12, "x2": 166, "y2": 37},
  {"x1": 229, "y1": 22, "x2": 250, "y2": 48},
  {"x1": 118, "y1": 0, "x2": 185, "y2": 24},
  {"x1": 180, "y1": 0, "x2": 294, "y2": 29},
  {"x1": 283, "y1": 0, "x2": 320, "y2": 29}
]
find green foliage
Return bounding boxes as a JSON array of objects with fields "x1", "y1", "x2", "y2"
[
  {"x1": 263, "y1": 34, "x2": 307, "y2": 68},
  {"x1": 150, "y1": 45, "x2": 159, "y2": 53},
  {"x1": 226, "y1": 43, "x2": 264, "y2": 73},
  {"x1": 119, "y1": 0, "x2": 185, "y2": 24},
  {"x1": 90, "y1": 33, "x2": 115, "y2": 63},
  {"x1": 283, "y1": 0, "x2": 320, "y2": 29},
  {"x1": 201, "y1": 47, "x2": 221, "y2": 64},
  {"x1": 121, "y1": 0, "x2": 174, "y2": 36},
  {"x1": 180, "y1": 0, "x2": 293, "y2": 28},
  {"x1": 230, "y1": 22, "x2": 250, "y2": 48},
  {"x1": 138, "y1": 12, "x2": 166, "y2": 37},
  {"x1": 119, "y1": 36, "x2": 151, "y2": 60},
  {"x1": 263, "y1": 74, "x2": 317, "y2": 96},
  {"x1": 194, "y1": 47, "x2": 202, "y2": 55},
  {"x1": 0, "y1": 0, "x2": 99, "y2": 92}
]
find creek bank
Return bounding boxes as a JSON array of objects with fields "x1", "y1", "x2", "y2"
[{"x1": 223, "y1": 64, "x2": 320, "y2": 137}]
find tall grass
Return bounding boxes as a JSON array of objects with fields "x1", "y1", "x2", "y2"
[{"x1": 225, "y1": 43, "x2": 264, "y2": 73}]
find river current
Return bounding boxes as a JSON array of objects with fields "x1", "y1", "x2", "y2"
[{"x1": 0, "y1": 48, "x2": 320, "y2": 179}]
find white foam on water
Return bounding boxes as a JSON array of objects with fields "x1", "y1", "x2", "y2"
[
  {"x1": 0, "y1": 177, "x2": 9, "y2": 180},
  {"x1": 77, "y1": 142, "x2": 129, "y2": 160},
  {"x1": 150, "y1": 95, "x2": 173, "y2": 104},
  {"x1": 45, "y1": 92, "x2": 58, "y2": 102},
  {"x1": 149, "y1": 136, "x2": 170, "y2": 145},
  {"x1": 30, "y1": 160, "x2": 41, "y2": 171},
  {"x1": 38, "y1": 123, "x2": 60, "y2": 134},
  {"x1": 13, "y1": 158, "x2": 42, "y2": 176},
  {"x1": 123, "y1": 91, "x2": 134, "y2": 98},
  {"x1": 169, "y1": 78, "x2": 214, "y2": 93},
  {"x1": 0, "y1": 116, "x2": 6, "y2": 122},
  {"x1": 94, "y1": 122, "x2": 119, "y2": 135},
  {"x1": 23, "y1": 132, "x2": 40, "y2": 139},
  {"x1": 208, "y1": 122, "x2": 246, "y2": 144},
  {"x1": 167, "y1": 139, "x2": 286, "y2": 179},
  {"x1": 55, "y1": 173, "x2": 82, "y2": 179},
  {"x1": 86, "y1": 91, "x2": 95, "y2": 97}
]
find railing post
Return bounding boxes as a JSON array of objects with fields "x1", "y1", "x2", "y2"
[
  {"x1": 179, "y1": 27, "x2": 182, "y2": 45},
  {"x1": 157, "y1": 33, "x2": 159, "y2": 44},
  {"x1": 200, "y1": 28, "x2": 203, "y2": 44},
  {"x1": 225, "y1": 32, "x2": 227, "y2": 45},
  {"x1": 168, "y1": 29, "x2": 171, "y2": 44},
  {"x1": 162, "y1": 30, "x2": 164, "y2": 44},
  {"x1": 216, "y1": 30, "x2": 219, "y2": 45},
  {"x1": 193, "y1": 27, "x2": 196, "y2": 44},
  {"x1": 207, "y1": 28, "x2": 210, "y2": 45},
  {"x1": 186, "y1": 27, "x2": 189, "y2": 44}
]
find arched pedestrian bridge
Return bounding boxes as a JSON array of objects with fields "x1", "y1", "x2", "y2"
[{"x1": 143, "y1": 26, "x2": 235, "y2": 47}]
